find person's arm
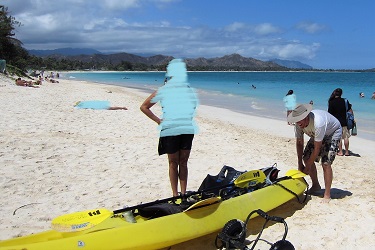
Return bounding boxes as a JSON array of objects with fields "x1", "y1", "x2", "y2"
[
  {"x1": 349, "y1": 108, "x2": 355, "y2": 123},
  {"x1": 296, "y1": 137, "x2": 305, "y2": 171},
  {"x1": 348, "y1": 101, "x2": 353, "y2": 111},
  {"x1": 348, "y1": 108, "x2": 354, "y2": 117},
  {"x1": 140, "y1": 91, "x2": 161, "y2": 125}
]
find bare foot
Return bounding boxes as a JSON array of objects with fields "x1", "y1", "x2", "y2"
[
  {"x1": 306, "y1": 185, "x2": 321, "y2": 195},
  {"x1": 321, "y1": 197, "x2": 331, "y2": 203},
  {"x1": 337, "y1": 152, "x2": 343, "y2": 156}
]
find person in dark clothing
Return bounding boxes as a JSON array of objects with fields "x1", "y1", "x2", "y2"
[{"x1": 328, "y1": 88, "x2": 354, "y2": 156}]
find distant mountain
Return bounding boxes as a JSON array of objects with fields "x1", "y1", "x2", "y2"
[
  {"x1": 27, "y1": 48, "x2": 291, "y2": 70},
  {"x1": 28, "y1": 48, "x2": 102, "y2": 56},
  {"x1": 269, "y1": 58, "x2": 313, "y2": 69},
  {"x1": 65, "y1": 53, "x2": 174, "y2": 66},
  {"x1": 25, "y1": 48, "x2": 375, "y2": 71},
  {"x1": 186, "y1": 54, "x2": 287, "y2": 70}
]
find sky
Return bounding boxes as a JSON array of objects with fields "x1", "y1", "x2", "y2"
[{"x1": 3, "y1": 0, "x2": 375, "y2": 70}]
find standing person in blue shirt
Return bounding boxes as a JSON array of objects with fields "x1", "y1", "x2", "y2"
[
  {"x1": 283, "y1": 90, "x2": 296, "y2": 125},
  {"x1": 140, "y1": 59, "x2": 199, "y2": 197}
]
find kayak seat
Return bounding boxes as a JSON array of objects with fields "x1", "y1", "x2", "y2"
[
  {"x1": 137, "y1": 202, "x2": 183, "y2": 219},
  {"x1": 198, "y1": 165, "x2": 246, "y2": 199}
]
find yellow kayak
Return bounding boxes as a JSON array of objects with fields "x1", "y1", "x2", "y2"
[{"x1": 0, "y1": 170, "x2": 307, "y2": 250}]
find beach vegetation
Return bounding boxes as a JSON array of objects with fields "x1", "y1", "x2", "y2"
[
  {"x1": 0, "y1": 5, "x2": 30, "y2": 72},
  {"x1": 4, "y1": 64, "x2": 28, "y2": 77}
]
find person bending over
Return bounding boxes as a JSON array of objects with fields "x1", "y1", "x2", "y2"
[{"x1": 288, "y1": 104, "x2": 342, "y2": 203}]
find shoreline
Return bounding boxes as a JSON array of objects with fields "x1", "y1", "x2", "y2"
[
  {"x1": 0, "y1": 75, "x2": 374, "y2": 249},
  {"x1": 62, "y1": 71, "x2": 375, "y2": 142},
  {"x1": 63, "y1": 69, "x2": 375, "y2": 73}
]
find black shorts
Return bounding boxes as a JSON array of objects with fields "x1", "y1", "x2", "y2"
[{"x1": 158, "y1": 134, "x2": 194, "y2": 155}]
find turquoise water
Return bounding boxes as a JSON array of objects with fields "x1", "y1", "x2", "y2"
[{"x1": 64, "y1": 71, "x2": 375, "y2": 140}]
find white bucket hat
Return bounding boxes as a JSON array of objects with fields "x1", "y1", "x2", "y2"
[{"x1": 287, "y1": 104, "x2": 313, "y2": 123}]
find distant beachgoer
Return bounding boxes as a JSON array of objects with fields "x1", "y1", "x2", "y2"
[
  {"x1": 287, "y1": 104, "x2": 342, "y2": 203},
  {"x1": 74, "y1": 101, "x2": 127, "y2": 110},
  {"x1": 48, "y1": 78, "x2": 59, "y2": 83},
  {"x1": 15, "y1": 78, "x2": 27, "y2": 86},
  {"x1": 140, "y1": 59, "x2": 199, "y2": 197},
  {"x1": 371, "y1": 92, "x2": 375, "y2": 99},
  {"x1": 251, "y1": 84, "x2": 256, "y2": 89},
  {"x1": 328, "y1": 88, "x2": 353, "y2": 156},
  {"x1": 359, "y1": 92, "x2": 365, "y2": 98},
  {"x1": 37, "y1": 75, "x2": 43, "y2": 85},
  {"x1": 283, "y1": 89, "x2": 297, "y2": 125},
  {"x1": 15, "y1": 78, "x2": 39, "y2": 88},
  {"x1": 164, "y1": 78, "x2": 168, "y2": 85},
  {"x1": 309, "y1": 100, "x2": 314, "y2": 105}
]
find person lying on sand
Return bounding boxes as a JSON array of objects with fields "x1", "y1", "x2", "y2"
[
  {"x1": 74, "y1": 100, "x2": 127, "y2": 110},
  {"x1": 46, "y1": 78, "x2": 59, "y2": 83},
  {"x1": 15, "y1": 78, "x2": 39, "y2": 88}
]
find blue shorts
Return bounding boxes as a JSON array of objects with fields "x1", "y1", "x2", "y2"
[{"x1": 158, "y1": 134, "x2": 194, "y2": 155}]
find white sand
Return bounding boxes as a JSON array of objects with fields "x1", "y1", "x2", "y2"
[{"x1": 0, "y1": 74, "x2": 374, "y2": 249}]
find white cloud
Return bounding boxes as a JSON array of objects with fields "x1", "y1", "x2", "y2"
[
  {"x1": 224, "y1": 22, "x2": 281, "y2": 36},
  {"x1": 101, "y1": 0, "x2": 141, "y2": 11},
  {"x1": 296, "y1": 22, "x2": 327, "y2": 34},
  {"x1": 224, "y1": 22, "x2": 246, "y2": 32},
  {"x1": 263, "y1": 42, "x2": 321, "y2": 60},
  {"x1": 6, "y1": 0, "x2": 321, "y2": 62},
  {"x1": 253, "y1": 23, "x2": 282, "y2": 35}
]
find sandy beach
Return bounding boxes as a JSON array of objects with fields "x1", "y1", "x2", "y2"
[{"x1": 0, "y1": 74, "x2": 374, "y2": 249}]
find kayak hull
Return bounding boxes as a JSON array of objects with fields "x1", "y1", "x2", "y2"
[{"x1": 0, "y1": 177, "x2": 307, "y2": 250}]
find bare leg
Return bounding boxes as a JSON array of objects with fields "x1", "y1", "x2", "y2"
[
  {"x1": 108, "y1": 106, "x2": 128, "y2": 110},
  {"x1": 343, "y1": 138, "x2": 350, "y2": 156},
  {"x1": 306, "y1": 162, "x2": 321, "y2": 192},
  {"x1": 337, "y1": 139, "x2": 343, "y2": 156},
  {"x1": 322, "y1": 163, "x2": 333, "y2": 202},
  {"x1": 167, "y1": 152, "x2": 179, "y2": 196},
  {"x1": 178, "y1": 150, "x2": 191, "y2": 195}
]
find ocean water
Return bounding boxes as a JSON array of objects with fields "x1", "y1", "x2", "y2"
[{"x1": 64, "y1": 71, "x2": 375, "y2": 141}]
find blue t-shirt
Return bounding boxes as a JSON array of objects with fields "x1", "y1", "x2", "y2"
[
  {"x1": 283, "y1": 94, "x2": 296, "y2": 111},
  {"x1": 75, "y1": 100, "x2": 110, "y2": 110},
  {"x1": 152, "y1": 81, "x2": 199, "y2": 137}
]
